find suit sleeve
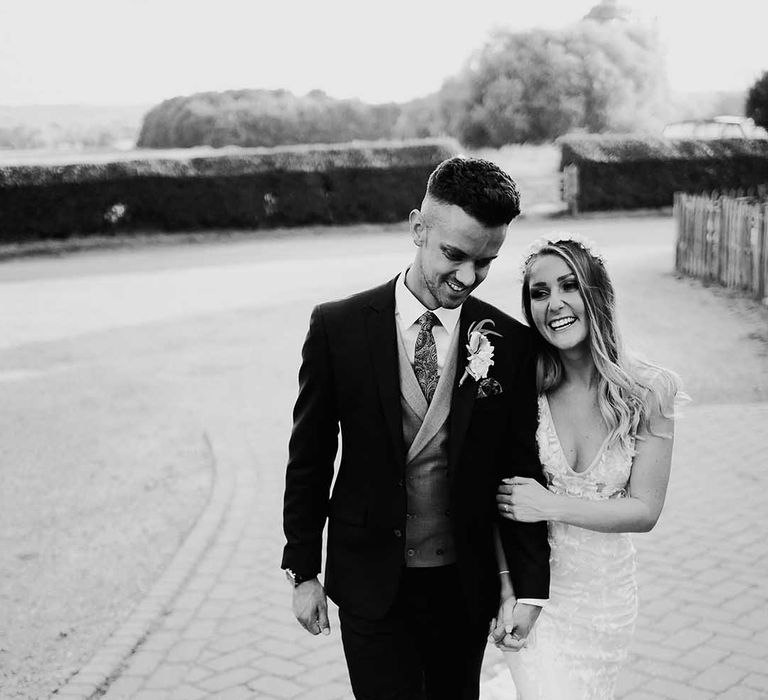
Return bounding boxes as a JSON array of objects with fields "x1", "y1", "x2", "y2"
[
  {"x1": 281, "y1": 304, "x2": 339, "y2": 577},
  {"x1": 498, "y1": 336, "x2": 551, "y2": 599}
]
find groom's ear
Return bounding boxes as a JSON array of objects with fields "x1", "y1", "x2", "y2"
[{"x1": 409, "y1": 209, "x2": 425, "y2": 246}]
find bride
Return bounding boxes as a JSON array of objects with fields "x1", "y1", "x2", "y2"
[{"x1": 491, "y1": 234, "x2": 685, "y2": 700}]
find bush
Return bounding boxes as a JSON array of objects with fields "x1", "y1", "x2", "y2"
[
  {"x1": 0, "y1": 139, "x2": 459, "y2": 243},
  {"x1": 137, "y1": 90, "x2": 407, "y2": 149},
  {"x1": 558, "y1": 135, "x2": 768, "y2": 211}
]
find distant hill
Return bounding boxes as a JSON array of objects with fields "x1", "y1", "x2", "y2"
[{"x1": 0, "y1": 103, "x2": 149, "y2": 152}]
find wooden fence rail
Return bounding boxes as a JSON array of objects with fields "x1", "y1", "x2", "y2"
[{"x1": 674, "y1": 190, "x2": 768, "y2": 303}]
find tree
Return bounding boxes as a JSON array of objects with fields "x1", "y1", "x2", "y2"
[
  {"x1": 583, "y1": 0, "x2": 632, "y2": 23},
  {"x1": 746, "y1": 71, "x2": 768, "y2": 130},
  {"x1": 437, "y1": 17, "x2": 667, "y2": 146}
]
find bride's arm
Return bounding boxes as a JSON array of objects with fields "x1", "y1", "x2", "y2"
[
  {"x1": 494, "y1": 524, "x2": 516, "y2": 600},
  {"x1": 497, "y1": 408, "x2": 675, "y2": 534},
  {"x1": 490, "y1": 524, "x2": 520, "y2": 648}
]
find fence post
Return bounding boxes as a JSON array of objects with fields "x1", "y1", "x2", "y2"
[
  {"x1": 673, "y1": 192, "x2": 680, "y2": 272},
  {"x1": 749, "y1": 204, "x2": 762, "y2": 299},
  {"x1": 759, "y1": 203, "x2": 768, "y2": 303},
  {"x1": 563, "y1": 165, "x2": 579, "y2": 216},
  {"x1": 674, "y1": 192, "x2": 685, "y2": 273}
]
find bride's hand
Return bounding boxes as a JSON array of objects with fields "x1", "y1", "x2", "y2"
[
  {"x1": 488, "y1": 593, "x2": 519, "y2": 649},
  {"x1": 497, "y1": 477, "x2": 555, "y2": 523}
]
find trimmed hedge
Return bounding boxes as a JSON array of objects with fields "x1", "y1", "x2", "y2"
[
  {"x1": 137, "y1": 90, "x2": 404, "y2": 149},
  {"x1": 0, "y1": 139, "x2": 459, "y2": 243},
  {"x1": 559, "y1": 135, "x2": 768, "y2": 211}
]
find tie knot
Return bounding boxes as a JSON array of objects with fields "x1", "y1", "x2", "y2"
[{"x1": 417, "y1": 311, "x2": 439, "y2": 332}]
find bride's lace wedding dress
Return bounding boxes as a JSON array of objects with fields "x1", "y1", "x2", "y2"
[{"x1": 505, "y1": 394, "x2": 638, "y2": 700}]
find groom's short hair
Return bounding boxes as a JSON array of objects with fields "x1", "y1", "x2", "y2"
[{"x1": 426, "y1": 156, "x2": 521, "y2": 227}]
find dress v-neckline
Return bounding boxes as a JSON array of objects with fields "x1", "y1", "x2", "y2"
[{"x1": 541, "y1": 394, "x2": 612, "y2": 476}]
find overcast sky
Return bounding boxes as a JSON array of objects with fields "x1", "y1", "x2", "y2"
[{"x1": 0, "y1": 0, "x2": 766, "y2": 106}]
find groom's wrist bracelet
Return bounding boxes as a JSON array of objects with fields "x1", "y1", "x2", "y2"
[{"x1": 499, "y1": 570, "x2": 510, "y2": 575}]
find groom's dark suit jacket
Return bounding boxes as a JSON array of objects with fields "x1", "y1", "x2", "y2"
[{"x1": 282, "y1": 277, "x2": 550, "y2": 621}]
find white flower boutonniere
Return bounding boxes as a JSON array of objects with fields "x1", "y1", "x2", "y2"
[{"x1": 459, "y1": 319, "x2": 502, "y2": 387}]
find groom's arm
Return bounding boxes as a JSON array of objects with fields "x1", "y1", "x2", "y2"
[
  {"x1": 282, "y1": 304, "x2": 339, "y2": 579},
  {"x1": 497, "y1": 337, "x2": 550, "y2": 600}
]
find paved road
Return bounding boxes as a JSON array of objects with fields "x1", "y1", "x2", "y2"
[{"x1": 2, "y1": 216, "x2": 767, "y2": 699}]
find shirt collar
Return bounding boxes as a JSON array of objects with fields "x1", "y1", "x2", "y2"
[{"x1": 395, "y1": 269, "x2": 462, "y2": 335}]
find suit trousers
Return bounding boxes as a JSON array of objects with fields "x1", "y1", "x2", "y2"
[{"x1": 338, "y1": 565, "x2": 490, "y2": 700}]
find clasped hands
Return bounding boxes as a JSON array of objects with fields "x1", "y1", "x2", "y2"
[
  {"x1": 496, "y1": 476, "x2": 554, "y2": 523},
  {"x1": 488, "y1": 596, "x2": 540, "y2": 652}
]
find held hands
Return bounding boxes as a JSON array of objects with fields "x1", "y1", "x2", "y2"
[
  {"x1": 496, "y1": 477, "x2": 555, "y2": 523},
  {"x1": 489, "y1": 597, "x2": 541, "y2": 652},
  {"x1": 292, "y1": 578, "x2": 331, "y2": 636},
  {"x1": 488, "y1": 593, "x2": 523, "y2": 651}
]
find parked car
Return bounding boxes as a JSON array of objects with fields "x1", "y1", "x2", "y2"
[{"x1": 662, "y1": 116, "x2": 768, "y2": 140}]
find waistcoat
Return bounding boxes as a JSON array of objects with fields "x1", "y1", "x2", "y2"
[{"x1": 396, "y1": 321, "x2": 461, "y2": 567}]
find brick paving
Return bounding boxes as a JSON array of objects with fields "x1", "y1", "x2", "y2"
[
  {"x1": 8, "y1": 216, "x2": 765, "y2": 699},
  {"x1": 52, "y1": 403, "x2": 768, "y2": 700}
]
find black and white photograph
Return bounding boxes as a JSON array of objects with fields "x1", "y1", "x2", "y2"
[{"x1": 1, "y1": 1, "x2": 767, "y2": 698}]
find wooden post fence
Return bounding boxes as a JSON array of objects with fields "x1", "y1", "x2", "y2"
[{"x1": 674, "y1": 191, "x2": 768, "y2": 304}]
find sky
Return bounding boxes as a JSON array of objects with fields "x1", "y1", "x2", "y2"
[{"x1": 0, "y1": 0, "x2": 766, "y2": 106}]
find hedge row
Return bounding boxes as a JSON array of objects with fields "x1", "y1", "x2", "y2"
[
  {"x1": 136, "y1": 89, "x2": 404, "y2": 149},
  {"x1": 559, "y1": 135, "x2": 768, "y2": 211},
  {"x1": 0, "y1": 139, "x2": 459, "y2": 243}
]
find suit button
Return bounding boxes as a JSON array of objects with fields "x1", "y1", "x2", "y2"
[
  {"x1": 394, "y1": 529, "x2": 402, "y2": 538},
  {"x1": 407, "y1": 549, "x2": 416, "y2": 557},
  {"x1": 436, "y1": 549, "x2": 444, "y2": 556}
]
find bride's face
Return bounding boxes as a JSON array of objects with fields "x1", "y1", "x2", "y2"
[{"x1": 527, "y1": 254, "x2": 589, "y2": 351}]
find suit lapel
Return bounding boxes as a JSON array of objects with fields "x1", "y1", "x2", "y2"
[
  {"x1": 448, "y1": 298, "x2": 480, "y2": 472},
  {"x1": 395, "y1": 325, "x2": 428, "y2": 421},
  {"x1": 406, "y1": 324, "x2": 460, "y2": 463},
  {"x1": 366, "y1": 278, "x2": 406, "y2": 472}
]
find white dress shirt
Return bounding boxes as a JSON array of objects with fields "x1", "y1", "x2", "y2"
[
  {"x1": 395, "y1": 270, "x2": 461, "y2": 371},
  {"x1": 394, "y1": 270, "x2": 547, "y2": 609}
]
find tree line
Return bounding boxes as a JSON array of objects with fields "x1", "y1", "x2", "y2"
[
  {"x1": 5, "y1": 8, "x2": 766, "y2": 153},
  {"x1": 137, "y1": 19, "x2": 671, "y2": 149}
]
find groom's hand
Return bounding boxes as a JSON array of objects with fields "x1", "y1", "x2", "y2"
[{"x1": 292, "y1": 578, "x2": 331, "y2": 636}]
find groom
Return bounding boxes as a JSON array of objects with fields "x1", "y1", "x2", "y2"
[{"x1": 282, "y1": 157, "x2": 550, "y2": 700}]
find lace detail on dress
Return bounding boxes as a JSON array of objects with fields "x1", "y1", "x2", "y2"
[
  {"x1": 505, "y1": 394, "x2": 638, "y2": 700},
  {"x1": 538, "y1": 395, "x2": 634, "y2": 501}
]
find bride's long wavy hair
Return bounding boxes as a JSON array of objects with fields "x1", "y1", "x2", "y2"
[{"x1": 521, "y1": 238, "x2": 680, "y2": 451}]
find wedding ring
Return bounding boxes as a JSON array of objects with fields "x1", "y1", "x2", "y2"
[{"x1": 504, "y1": 504, "x2": 509, "y2": 513}]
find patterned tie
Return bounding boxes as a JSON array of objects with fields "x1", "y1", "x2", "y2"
[{"x1": 414, "y1": 311, "x2": 440, "y2": 403}]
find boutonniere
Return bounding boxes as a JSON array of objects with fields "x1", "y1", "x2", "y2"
[{"x1": 458, "y1": 319, "x2": 502, "y2": 387}]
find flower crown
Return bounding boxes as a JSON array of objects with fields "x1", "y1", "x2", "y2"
[{"x1": 519, "y1": 232, "x2": 605, "y2": 276}]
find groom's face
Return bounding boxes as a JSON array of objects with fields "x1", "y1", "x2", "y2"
[{"x1": 408, "y1": 198, "x2": 506, "y2": 309}]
